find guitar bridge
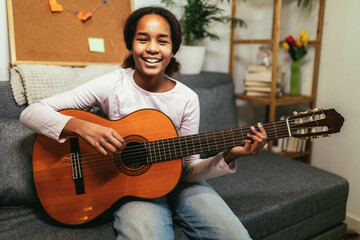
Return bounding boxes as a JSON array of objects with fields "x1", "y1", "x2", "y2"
[{"x1": 70, "y1": 137, "x2": 85, "y2": 195}]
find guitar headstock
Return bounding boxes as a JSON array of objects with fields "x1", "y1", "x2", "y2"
[{"x1": 288, "y1": 108, "x2": 344, "y2": 140}]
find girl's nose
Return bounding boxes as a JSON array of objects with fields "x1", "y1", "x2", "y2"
[{"x1": 146, "y1": 41, "x2": 159, "y2": 54}]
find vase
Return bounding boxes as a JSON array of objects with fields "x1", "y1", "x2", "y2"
[
  {"x1": 175, "y1": 45, "x2": 206, "y2": 74},
  {"x1": 290, "y1": 60, "x2": 300, "y2": 96}
]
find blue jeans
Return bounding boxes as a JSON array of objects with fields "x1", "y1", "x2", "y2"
[{"x1": 113, "y1": 181, "x2": 251, "y2": 240}]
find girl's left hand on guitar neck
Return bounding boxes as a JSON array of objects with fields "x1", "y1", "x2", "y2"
[{"x1": 223, "y1": 122, "x2": 267, "y2": 164}]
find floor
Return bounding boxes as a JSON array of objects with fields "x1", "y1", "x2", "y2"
[{"x1": 345, "y1": 229, "x2": 360, "y2": 240}]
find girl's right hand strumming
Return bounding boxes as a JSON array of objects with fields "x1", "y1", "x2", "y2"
[{"x1": 61, "y1": 118, "x2": 125, "y2": 155}]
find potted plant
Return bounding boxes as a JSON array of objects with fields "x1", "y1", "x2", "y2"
[{"x1": 162, "y1": 0, "x2": 246, "y2": 74}]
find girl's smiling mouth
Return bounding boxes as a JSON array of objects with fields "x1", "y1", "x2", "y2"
[{"x1": 142, "y1": 57, "x2": 162, "y2": 64}]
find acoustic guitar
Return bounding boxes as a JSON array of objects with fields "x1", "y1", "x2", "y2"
[{"x1": 32, "y1": 108, "x2": 344, "y2": 225}]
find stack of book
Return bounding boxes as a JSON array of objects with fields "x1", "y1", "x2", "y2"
[{"x1": 244, "y1": 65, "x2": 284, "y2": 97}]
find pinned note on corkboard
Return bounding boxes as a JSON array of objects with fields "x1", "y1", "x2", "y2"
[{"x1": 6, "y1": 0, "x2": 133, "y2": 66}]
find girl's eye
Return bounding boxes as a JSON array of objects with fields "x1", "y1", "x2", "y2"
[
  {"x1": 159, "y1": 39, "x2": 169, "y2": 44},
  {"x1": 137, "y1": 38, "x2": 148, "y2": 42}
]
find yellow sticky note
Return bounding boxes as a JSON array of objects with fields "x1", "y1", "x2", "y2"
[{"x1": 88, "y1": 38, "x2": 105, "y2": 53}]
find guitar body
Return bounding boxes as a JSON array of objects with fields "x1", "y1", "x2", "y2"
[{"x1": 33, "y1": 109, "x2": 182, "y2": 225}]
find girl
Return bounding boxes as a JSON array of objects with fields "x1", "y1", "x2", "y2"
[{"x1": 21, "y1": 6, "x2": 267, "y2": 240}]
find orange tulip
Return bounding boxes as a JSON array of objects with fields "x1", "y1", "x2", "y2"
[
  {"x1": 300, "y1": 29, "x2": 307, "y2": 38},
  {"x1": 282, "y1": 42, "x2": 290, "y2": 51},
  {"x1": 302, "y1": 33, "x2": 310, "y2": 43},
  {"x1": 296, "y1": 38, "x2": 303, "y2": 47}
]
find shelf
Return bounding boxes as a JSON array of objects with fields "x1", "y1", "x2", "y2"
[
  {"x1": 233, "y1": 39, "x2": 274, "y2": 44},
  {"x1": 229, "y1": 0, "x2": 325, "y2": 164},
  {"x1": 233, "y1": 39, "x2": 320, "y2": 45},
  {"x1": 235, "y1": 93, "x2": 314, "y2": 106}
]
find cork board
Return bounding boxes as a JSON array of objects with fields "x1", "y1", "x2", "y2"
[{"x1": 6, "y1": 0, "x2": 133, "y2": 66}]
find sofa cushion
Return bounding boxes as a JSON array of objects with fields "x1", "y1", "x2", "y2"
[
  {"x1": 174, "y1": 71, "x2": 233, "y2": 89},
  {"x1": 207, "y1": 151, "x2": 349, "y2": 240},
  {"x1": 0, "y1": 118, "x2": 37, "y2": 206},
  {"x1": 194, "y1": 83, "x2": 238, "y2": 134},
  {"x1": 0, "y1": 81, "x2": 26, "y2": 119}
]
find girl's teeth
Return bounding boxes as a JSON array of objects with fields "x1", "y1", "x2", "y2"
[{"x1": 146, "y1": 59, "x2": 159, "y2": 63}]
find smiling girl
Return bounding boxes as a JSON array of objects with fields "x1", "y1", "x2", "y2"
[{"x1": 20, "y1": 6, "x2": 266, "y2": 240}]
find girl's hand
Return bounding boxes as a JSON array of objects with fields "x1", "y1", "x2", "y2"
[
  {"x1": 61, "y1": 118, "x2": 125, "y2": 155},
  {"x1": 223, "y1": 122, "x2": 267, "y2": 164}
]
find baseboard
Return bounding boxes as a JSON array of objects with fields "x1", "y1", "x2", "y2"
[{"x1": 345, "y1": 213, "x2": 360, "y2": 233}]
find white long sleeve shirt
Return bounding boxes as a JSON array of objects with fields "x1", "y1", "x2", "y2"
[{"x1": 20, "y1": 68, "x2": 236, "y2": 182}]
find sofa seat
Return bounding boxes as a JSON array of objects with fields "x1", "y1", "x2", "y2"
[{"x1": 0, "y1": 151, "x2": 348, "y2": 240}]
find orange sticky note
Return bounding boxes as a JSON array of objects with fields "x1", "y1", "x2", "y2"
[
  {"x1": 77, "y1": 11, "x2": 93, "y2": 22},
  {"x1": 49, "y1": 0, "x2": 64, "y2": 13}
]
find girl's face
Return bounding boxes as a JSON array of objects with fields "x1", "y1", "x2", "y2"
[{"x1": 131, "y1": 14, "x2": 173, "y2": 79}]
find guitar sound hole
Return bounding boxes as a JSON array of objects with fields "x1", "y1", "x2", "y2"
[
  {"x1": 121, "y1": 142, "x2": 147, "y2": 169},
  {"x1": 114, "y1": 135, "x2": 151, "y2": 176}
]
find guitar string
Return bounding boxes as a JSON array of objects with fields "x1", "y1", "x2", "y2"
[
  {"x1": 66, "y1": 130, "x2": 299, "y2": 171},
  {"x1": 64, "y1": 120, "x2": 303, "y2": 165},
  {"x1": 70, "y1": 119, "x2": 298, "y2": 160},
  {"x1": 63, "y1": 110, "x2": 320, "y2": 161},
  {"x1": 66, "y1": 130, "x2": 295, "y2": 173},
  {"x1": 67, "y1": 121, "x2": 295, "y2": 164},
  {"x1": 64, "y1": 123, "x2": 302, "y2": 169}
]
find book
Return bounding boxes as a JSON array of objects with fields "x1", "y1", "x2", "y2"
[
  {"x1": 247, "y1": 65, "x2": 270, "y2": 73},
  {"x1": 244, "y1": 81, "x2": 272, "y2": 87},
  {"x1": 244, "y1": 86, "x2": 281, "y2": 93},
  {"x1": 244, "y1": 91, "x2": 283, "y2": 98},
  {"x1": 242, "y1": 65, "x2": 285, "y2": 98},
  {"x1": 245, "y1": 65, "x2": 285, "y2": 83},
  {"x1": 245, "y1": 70, "x2": 272, "y2": 82}
]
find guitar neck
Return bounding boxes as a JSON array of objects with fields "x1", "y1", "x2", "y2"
[{"x1": 144, "y1": 120, "x2": 289, "y2": 163}]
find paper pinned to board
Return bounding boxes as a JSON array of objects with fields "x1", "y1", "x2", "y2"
[{"x1": 88, "y1": 38, "x2": 105, "y2": 53}]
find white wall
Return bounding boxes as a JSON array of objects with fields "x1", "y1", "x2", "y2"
[
  {"x1": 0, "y1": 0, "x2": 10, "y2": 81},
  {"x1": 1, "y1": 0, "x2": 359, "y2": 232},
  {"x1": 312, "y1": 0, "x2": 360, "y2": 232}
]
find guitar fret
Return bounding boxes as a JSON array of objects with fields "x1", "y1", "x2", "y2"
[
  {"x1": 206, "y1": 133, "x2": 211, "y2": 152},
  {"x1": 213, "y1": 132, "x2": 218, "y2": 149},
  {"x1": 167, "y1": 139, "x2": 172, "y2": 160},
  {"x1": 178, "y1": 138, "x2": 183, "y2": 157},
  {"x1": 222, "y1": 130, "x2": 226, "y2": 148},
  {"x1": 156, "y1": 141, "x2": 160, "y2": 163},
  {"x1": 185, "y1": 137, "x2": 189, "y2": 156},
  {"x1": 231, "y1": 128, "x2": 236, "y2": 147},
  {"x1": 198, "y1": 136, "x2": 203, "y2": 152},
  {"x1": 161, "y1": 140, "x2": 166, "y2": 161},
  {"x1": 273, "y1": 122, "x2": 278, "y2": 139},
  {"x1": 172, "y1": 138, "x2": 178, "y2": 159},
  {"x1": 191, "y1": 135, "x2": 195, "y2": 155}
]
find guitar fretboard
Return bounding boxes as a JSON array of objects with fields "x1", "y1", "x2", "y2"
[{"x1": 143, "y1": 120, "x2": 290, "y2": 163}]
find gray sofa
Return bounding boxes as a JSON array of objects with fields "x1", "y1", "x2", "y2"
[{"x1": 0, "y1": 72, "x2": 349, "y2": 240}]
